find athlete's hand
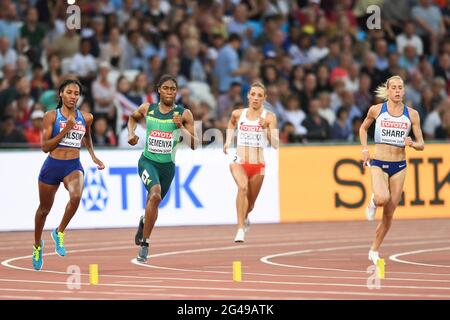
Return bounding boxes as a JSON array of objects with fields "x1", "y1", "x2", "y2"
[
  {"x1": 362, "y1": 149, "x2": 371, "y2": 167},
  {"x1": 223, "y1": 142, "x2": 229, "y2": 154},
  {"x1": 128, "y1": 133, "x2": 139, "y2": 146},
  {"x1": 93, "y1": 157, "x2": 105, "y2": 170},
  {"x1": 259, "y1": 117, "x2": 269, "y2": 129},
  {"x1": 66, "y1": 114, "x2": 76, "y2": 130},
  {"x1": 173, "y1": 112, "x2": 183, "y2": 129},
  {"x1": 404, "y1": 136, "x2": 414, "y2": 148}
]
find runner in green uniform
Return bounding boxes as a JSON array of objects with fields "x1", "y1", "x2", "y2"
[{"x1": 127, "y1": 74, "x2": 197, "y2": 263}]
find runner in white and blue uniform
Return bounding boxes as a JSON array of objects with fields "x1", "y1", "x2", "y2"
[
  {"x1": 32, "y1": 79, "x2": 105, "y2": 271},
  {"x1": 359, "y1": 75, "x2": 425, "y2": 266}
]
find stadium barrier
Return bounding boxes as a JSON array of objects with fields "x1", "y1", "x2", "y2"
[
  {"x1": 0, "y1": 148, "x2": 279, "y2": 231},
  {"x1": 1, "y1": 144, "x2": 448, "y2": 230},
  {"x1": 279, "y1": 144, "x2": 450, "y2": 222}
]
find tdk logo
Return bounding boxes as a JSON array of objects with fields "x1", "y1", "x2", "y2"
[
  {"x1": 83, "y1": 165, "x2": 203, "y2": 212},
  {"x1": 82, "y1": 168, "x2": 109, "y2": 211}
]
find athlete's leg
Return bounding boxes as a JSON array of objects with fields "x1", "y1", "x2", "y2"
[
  {"x1": 35, "y1": 182, "x2": 59, "y2": 247},
  {"x1": 58, "y1": 170, "x2": 84, "y2": 232},
  {"x1": 246, "y1": 174, "x2": 265, "y2": 219},
  {"x1": 370, "y1": 166, "x2": 390, "y2": 207},
  {"x1": 230, "y1": 163, "x2": 249, "y2": 229},
  {"x1": 371, "y1": 169, "x2": 407, "y2": 251},
  {"x1": 143, "y1": 184, "x2": 162, "y2": 239}
]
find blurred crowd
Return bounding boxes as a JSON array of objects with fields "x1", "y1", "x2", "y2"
[{"x1": 0, "y1": 0, "x2": 449, "y2": 149}]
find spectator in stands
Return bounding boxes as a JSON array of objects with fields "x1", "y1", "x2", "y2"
[
  {"x1": 434, "y1": 52, "x2": 450, "y2": 88},
  {"x1": 92, "y1": 61, "x2": 116, "y2": 130},
  {"x1": 435, "y1": 107, "x2": 450, "y2": 140},
  {"x1": 396, "y1": 20, "x2": 424, "y2": 57},
  {"x1": 30, "y1": 63, "x2": 48, "y2": 101},
  {"x1": 100, "y1": 27, "x2": 125, "y2": 71},
  {"x1": 0, "y1": 2, "x2": 20, "y2": 49},
  {"x1": 24, "y1": 108, "x2": 43, "y2": 145},
  {"x1": 331, "y1": 107, "x2": 351, "y2": 140},
  {"x1": 299, "y1": 73, "x2": 318, "y2": 113},
  {"x1": 412, "y1": 0, "x2": 446, "y2": 57},
  {"x1": 180, "y1": 38, "x2": 206, "y2": 82},
  {"x1": 92, "y1": 116, "x2": 116, "y2": 146},
  {"x1": 214, "y1": 33, "x2": 247, "y2": 94},
  {"x1": 70, "y1": 39, "x2": 96, "y2": 95},
  {"x1": 227, "y1": 3, "x2": 253, "y2": 50},
  {"x1": 49, "y1": 28, "x2": 80, "y2": 60},
  {"x1": 354, "y1": 73, "x2": 373, "y2": 114},
  {"x1": 0, "y1": 115, "x2": 27, "y2": 145},
  {"x1": 279, "y1": 93, "x2": 307, "y2": 137},
  {"x1": 0, "y1": 37, "x2": 17, "y2": 69},
  {"x1": 423, "y1": 97, "x2": 450, "y2": 139},
  {"x1": 302, "y1": 98, "x2": 330, "y2": 141},
  {"x1": 217, "y1": 81, "x2": 242, "y2": 119},
  {"x1": 18, "y1": 7, "x2": 46, "y2": 64},
  {"x1": 0, "y1": 75, "x2": 30, "y2": 120},
  {"x1": 43, "y1": 53, "x2": 61, "y2": 90}
]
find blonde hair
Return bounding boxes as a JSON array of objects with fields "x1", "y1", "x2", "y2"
[
  {"x1": 250, "y1": 81, "x2": 266, "y2": 94},
  {"x1": 374, "y1": 75, "x2": 404, "y2": 100}
]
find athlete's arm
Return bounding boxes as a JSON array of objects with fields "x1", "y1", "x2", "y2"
[
  {"x1": 405, "y1": 108, "x2": 425, "y2": 151},
  {"x1": 359, "y1": 105, "x2": 378, "y2": 166},
  {"x1": 82, "y1": 112, "x2": 105, "y2": 170},
  {"x1": 223, "y1": 109, "x2": 240, "y2": 154},
  {"x1": 266, "y1": 112, "x2": 279, "y2": 149},
  {"x1": 128, "y1": 103, "x2": 148, "y2": 146},
  {"x1": 41, "y1": 110, "x2": 75, "y2": 153},
  {"x1": 178, "y1": 109, "x2": 199, "y2": 150}
]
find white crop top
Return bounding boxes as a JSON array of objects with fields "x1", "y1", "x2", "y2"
[
  {"x1": 374, "y1": 102, "x2": 411, "y2": 148},
  {"x1": 236, "y1": 108, "x2": 267, "y2": 148}
]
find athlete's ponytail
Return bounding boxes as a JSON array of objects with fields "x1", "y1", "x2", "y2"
[
  {"x1": 56, "y1": 78, "x2": 83, "y2": 109},
  {"x1": 375, "y1": 75, "x2": 403, "y2": 101}
]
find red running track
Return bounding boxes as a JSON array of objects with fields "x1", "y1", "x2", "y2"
[{"x1": 1, "y1": 219, "x2": 450, "y2": 300}]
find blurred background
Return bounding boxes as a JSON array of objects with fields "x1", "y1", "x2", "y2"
[{"x1": 0, "y1": 0, "x2": 448, "y2": 148}]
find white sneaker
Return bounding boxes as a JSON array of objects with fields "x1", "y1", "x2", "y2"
[
  {"x1": 365, "y1": 194, "x2": 376, "y2": 221},
  {"x1": 234, "y1": 228, "x2": 245, "y2": 243},
  {"x1": 244, "y1": 218, "x2": 250, "y2": 233},
  {"x1": 368, "y1": 250, "x2": 380, "y2": 265}
]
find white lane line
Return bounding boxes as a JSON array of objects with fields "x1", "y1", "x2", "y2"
[
  {"x1": 1, "y1": 237, "x2": 380, "y2": 274},
  {"x1": 1, "y1": 277, "x2": 450, "y2": 298},
  {"x1": 4, "y1": 236, "x2": 450, "y2": 293},
  {"x1": 0, "y1": 295, "x2": 44, "y2": 299},
  {"x1": 4, "y1": 276, "x2": 449, "y2": 292},
  {"x1": 390, "y1": 247, "x2": 450, "y2": 268},
  {"x1": 260, "y1": 239, "x2": 450, "y2": 275}
]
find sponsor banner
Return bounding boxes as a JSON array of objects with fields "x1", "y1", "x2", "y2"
[
  {"x1": 0, "y1": 147, "x2": 279, "y2": 231},
  {"x1": 280, "y1": 144, "x2": 450, "y2": 222}
]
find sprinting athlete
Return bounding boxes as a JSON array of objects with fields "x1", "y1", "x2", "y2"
[
  {"x1": 359, "y1": 75, "x2": 424, "y2": 265},
  {"x1": 224, "y1": 82, "x2": 278, "y2": 242},
  {"x1": 33, "y1": 79, "x2": 105, "y2": 271},
  {"x1": 128, "y1": 74, "x2": 197, "y2": 263}
]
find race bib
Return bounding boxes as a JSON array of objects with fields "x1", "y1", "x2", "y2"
[
  {"x1": 59, "y1": 122, "x2": 86, "y2": 148},
  {"x1": 379, "y1": 120, "x2": 409, "y2": 147},
  {"x1": 147, "y1": 130, "x2": 173, "y2": 154},
  {"x1": 237, "y1": 123, "x2": 266, "y2": 148}
]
